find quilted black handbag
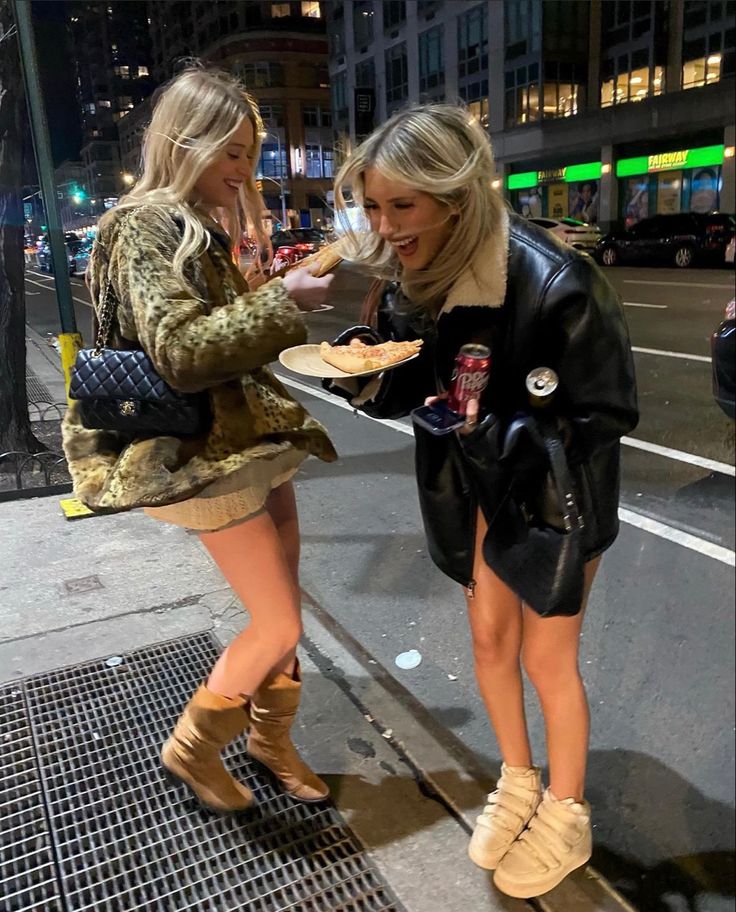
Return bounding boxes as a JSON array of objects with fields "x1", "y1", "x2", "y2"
[{"x1": 69, "y1": 241, "x2": 209, "y2": 437}]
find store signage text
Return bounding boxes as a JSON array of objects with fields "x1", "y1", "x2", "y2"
[{"x1": 648, "y1": 150, "x2": 688, "y2": 172}]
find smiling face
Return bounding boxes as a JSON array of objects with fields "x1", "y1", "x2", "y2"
[
  {"x1": 362, "y1": 168, "x2": 456, "y2": 270},
  {"x1": 192, "y1": 117, "x2": 255, "y2": 210}
]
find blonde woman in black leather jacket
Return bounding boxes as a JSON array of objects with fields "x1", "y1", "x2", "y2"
[{"x1": 326, "y1": 104, "x2": 638, "y2": 899}]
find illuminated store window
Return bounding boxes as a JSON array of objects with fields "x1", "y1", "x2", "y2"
[
  {"x1": 301, "y1": 1, "x2": 321, "y2": 17},
  {"x1": 271, "y1": 3, "x2": 290, "y2": 17}
]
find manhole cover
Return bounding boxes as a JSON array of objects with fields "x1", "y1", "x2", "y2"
[{"x1": 0, "y1": 633, "x2": 405, "y2": 911}]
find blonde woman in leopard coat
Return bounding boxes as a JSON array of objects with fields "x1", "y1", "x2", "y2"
[{"x1": 62, "y1": 66, "x2": 338, "y2": 813}]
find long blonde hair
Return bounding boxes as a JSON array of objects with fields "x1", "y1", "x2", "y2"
[
  {"x1": 333, "y1": 104, "x2": 505, "y2": 313},
  {"x1": 100, "y1": 64, "x2": 268, "y2": 286}
]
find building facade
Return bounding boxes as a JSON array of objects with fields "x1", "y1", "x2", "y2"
[
  {"x1": 147, "y1": 0, "x2": 333, "y2": 230},
  {"x1": 326, "y1": 0, "x2": 735, "y2": 230},
  {"x1": 67, "y1": 1, "x2": 154, "y2": 214}
]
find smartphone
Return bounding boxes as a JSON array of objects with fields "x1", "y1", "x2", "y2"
[{"x1": 411, "y1": 401, "x2": 466, "y2": 436}]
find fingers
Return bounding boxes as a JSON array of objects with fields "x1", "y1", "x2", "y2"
[{"x1": 465, "y1": 397, "x2": 479, "y2": 425}]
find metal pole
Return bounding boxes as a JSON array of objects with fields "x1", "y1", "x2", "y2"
[
  {"x1": 12, "y1": 1, "x2": 78, "y2": 338},
  {"x1": 277, "y1": 132, "x2": 288, "y2": 228}
]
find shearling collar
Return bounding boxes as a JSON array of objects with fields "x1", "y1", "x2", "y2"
[{"x1": 440, "y1": 207, "x2": 509, "y2": 315}]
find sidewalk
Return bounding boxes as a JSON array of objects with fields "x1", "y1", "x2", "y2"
[{"x1": 0, "y1": 331, "x2": 639, "y2": 912}]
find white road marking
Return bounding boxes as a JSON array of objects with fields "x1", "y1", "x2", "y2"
[
  {"x1": 632, "y1": 345, "x2": 711, "y2": 363},
  {"x1": 622, "y1": 436, "x2": 734, "y2": 476},
  {"x1": 276, "y1": 372, "x2": 735, "y2": 565},
  {"x1": 623, "y1": 301, "x2": 667, "y2": 309},
  {"x1": 618, "y1": 508, "x2": 735, "y2": 566},
  {"x1": 24, "y1": 276, "x2": 91, "y2": 309},
  {"x1": 623, "y1": 279, "x2": 734, "y2": 290}
]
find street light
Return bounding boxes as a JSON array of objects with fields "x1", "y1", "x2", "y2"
[
  {"x1": 122, "y1": 172, "x2": 135, "y2": 186},
  {"x1": 259, "y1": 129, "x2": 288, "y2": 228}
]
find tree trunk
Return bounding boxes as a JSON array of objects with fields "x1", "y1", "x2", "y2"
[{"x1": 0, "y1": 0, "x2": 43, "y2": 462}]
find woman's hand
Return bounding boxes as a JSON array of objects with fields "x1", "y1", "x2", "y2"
[
  {"x1": 424, "y1": 392, "x2": 479, "y2": 433},
  {"x1": 282, "y1": 267, "x2": 334, "y2": 312}
]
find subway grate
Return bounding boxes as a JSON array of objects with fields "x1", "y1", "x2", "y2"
[{"x1": 1, "y1": 633, "x2": 405, "y2": 912}]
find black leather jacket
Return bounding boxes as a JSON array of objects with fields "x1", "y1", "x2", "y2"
[{"x1": 335, "y1": 215, "x2": 639, "y2": 591}]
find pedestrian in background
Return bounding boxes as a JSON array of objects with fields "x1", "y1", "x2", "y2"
[
  {"x1": 325, "y1": 104, "x2": 638, "y2": 898},
  {"x1": 62, "y1": 66, "x2": 337, "y2": 813}
]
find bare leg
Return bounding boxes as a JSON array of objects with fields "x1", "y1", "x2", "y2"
[
  {"x1": 202, "y1": 506, "x2": 303, "y2": 699},
  {"x1": 263, "y1": 482, "x2": 301, "y2": 676},
  {"x1": 467, "y1": 508, "x2": 532, "y2": 768},
  {"x1": 520, "y1": 558, "x2": 601, "y2": 801}
]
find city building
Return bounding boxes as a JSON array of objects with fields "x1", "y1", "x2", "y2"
[
  {"x1": 67, "y1": 1, "x2": 154, "y2": 214},
  {"x1": 326, "y1": 0, "x2": 735, "y2": 230},
  {"x1": 147, "y1": 0, "x2": 333, "y2": 230}
]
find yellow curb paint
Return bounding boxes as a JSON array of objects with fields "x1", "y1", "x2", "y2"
[
  {"x1": 60, "y1": 497, "x2": 94, "y2": 520},
  {"x1": 58, "y1": 332, "x2": 83, "y2": 405}
]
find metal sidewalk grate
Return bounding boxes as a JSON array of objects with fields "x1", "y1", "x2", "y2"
[
  {"x1": 1, "y1": 633, "x2": 406, "y2": 912},
  {"x1": 25, "y1": 366, "x2": 54, "y2": 406}
]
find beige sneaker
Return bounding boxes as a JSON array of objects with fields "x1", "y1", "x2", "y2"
[
  {"x1": 493, "y1": 788, "x2": 592, "y2": 898},
  {"x1": 468, "y1": 764, "x2": 542, "y2": 870}
]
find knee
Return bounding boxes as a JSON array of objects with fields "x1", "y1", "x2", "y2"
[
  {"x1": 253, "y1": 618, "x2": 303, "y2": 659},
  {"x1": 471, "y1": 625, "x2": 519, "y2": 669},
  {"x1": 522, "y1": 646, "x2": 580, "y2": 694}
]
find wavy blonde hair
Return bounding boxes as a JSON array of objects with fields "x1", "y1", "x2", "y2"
[
  {"x1": 333, "y1": 104, "x2": 505, "y2": 313},
  {"x1": 99, "y1": 64, "x2": 269, "y2": 287}
]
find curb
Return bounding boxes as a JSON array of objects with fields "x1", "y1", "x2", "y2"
[{"x1": 300, "y1": 589, "x2": 639, "y2": 912}]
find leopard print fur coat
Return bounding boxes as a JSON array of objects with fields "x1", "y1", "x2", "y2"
[{"x1": 62, "y1": 204, "x2": 337, "y2": 513}]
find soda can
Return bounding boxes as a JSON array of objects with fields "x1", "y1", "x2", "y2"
[
  {"x1": 525, "y1": 367, "x2": 559, "y2": 406},
  {"x1": 447, "y1": 344, "x2": 491, "y2": 416}
]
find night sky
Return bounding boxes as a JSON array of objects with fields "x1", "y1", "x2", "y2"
[{"x1": 31, "y1": 0, "x2": 82, "y2": 166}]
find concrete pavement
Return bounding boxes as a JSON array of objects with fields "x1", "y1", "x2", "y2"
[{"x1": 0, "y1": 331, "x2": 639, "y2": 911}]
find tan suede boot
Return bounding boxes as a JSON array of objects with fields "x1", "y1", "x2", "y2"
[
  {"x1": 161, "y1": 685, "x2": 253, "y2": 813},
  {"x1": 493, "y1": 788, "x2": 593, "y2": 898},
  {"x1": 247, "y1": 660, "x2": 329, "y2": 803},
  {"x1": 468, "y1": 764, "x2": 543, "y2": 870}
]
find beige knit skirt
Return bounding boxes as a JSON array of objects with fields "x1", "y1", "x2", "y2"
[{"x1": 143, "y1": 447, "x2": 307, "y2": 532}]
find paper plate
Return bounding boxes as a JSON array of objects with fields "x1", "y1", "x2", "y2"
[{"x1": 278, "y1": 343, "x2": 420, "y2": 379}]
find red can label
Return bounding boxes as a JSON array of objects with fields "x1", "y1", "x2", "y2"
[{"x1": 447, "y1": 344, "x2": 491, "y2": 416}]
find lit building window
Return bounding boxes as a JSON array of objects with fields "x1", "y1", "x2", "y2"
[
  {"x1": 301, "y1": 1, "x2": 321, "y2": 17},
  {"x1": 271, "y1": 3, "x2": 290, "y2": 17},
  {"x1": 467, "y1": 97, "x2": 489, "y2": 129},
  {"x1": 601, "y1": 65, "x2": 664, "y2": 106},
  {"x1": 115, "y1": 65, "x2": 130, "y2": 78},
  {"x1": 138, "y1": 65, "x2": 149, "y2": 77},
  {"x1": 98, "y1": 99, "x2": 112, "y2": 108},
  {"x1": 683, "y1": 53, "x2": 722, "y2": 88}
]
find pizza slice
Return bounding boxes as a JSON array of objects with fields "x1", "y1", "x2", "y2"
[{"x1": 320, "y1": 337, "x2": 423, "y2": 373}]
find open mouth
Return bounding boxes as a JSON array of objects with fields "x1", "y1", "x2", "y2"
[
  {"x1": 392, "y1": 236, "x2": 418, "y2": 257},
  {"x1": 224, "y1": 180, "x2": 242, "y2": 192}
]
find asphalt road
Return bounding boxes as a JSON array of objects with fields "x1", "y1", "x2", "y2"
[{"x1": 24, "y1": 258, "x2": 736, "y2": 912}]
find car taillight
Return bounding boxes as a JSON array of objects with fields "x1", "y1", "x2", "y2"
[{"x1": 295, "y1": 243, "x2": 314, "y2": 252}]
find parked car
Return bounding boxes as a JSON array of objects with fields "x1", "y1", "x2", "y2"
[
  {"x1": 71, "y1": 241, "x2": 93, "y2": 276},
  {"x1": 270, "y1": 227, "x2": 326, "y2": 254},
  {"x1": 725, "y1": 235, "x2": 735, "y2": 266},
  {"x1": 711, "y1": 298, "x2": 735, "y2": 419},
  {"x1": 36, "y1": 234, "x2": 84, "y2": 276},
  {"x1": 528, "y1": 216, "x2": 601, "y2": 251},
  {"x1": 595, "y1": 212, "x2": 735, "y2": 268}
]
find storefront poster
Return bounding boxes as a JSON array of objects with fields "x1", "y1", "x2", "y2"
[
  {"x1": 656, "y1": 171, "x2": 682, "y2": 215},
  {"x1": 517, "y1": 187, "x2": 543, "y2": 218},
  {"x1": 568, "y1": 181, "x2": 599, "y2": 224},
  {"x1": 690, "y1": 167, "x2": 719, "y2": 213},
  {"x1": 548, "y1": 183, "x2": 567, "y2": 219},
  {"x1": 624, "y1": 177, "x2": 649, "y2": 225}
]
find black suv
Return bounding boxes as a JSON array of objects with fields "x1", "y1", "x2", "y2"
[
  {"x1": 595, "y1": 212, "x2": 735, "y2": 268},
  {"x1": 270, "y1": 228, "x2": 326, "y2": 250}
]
